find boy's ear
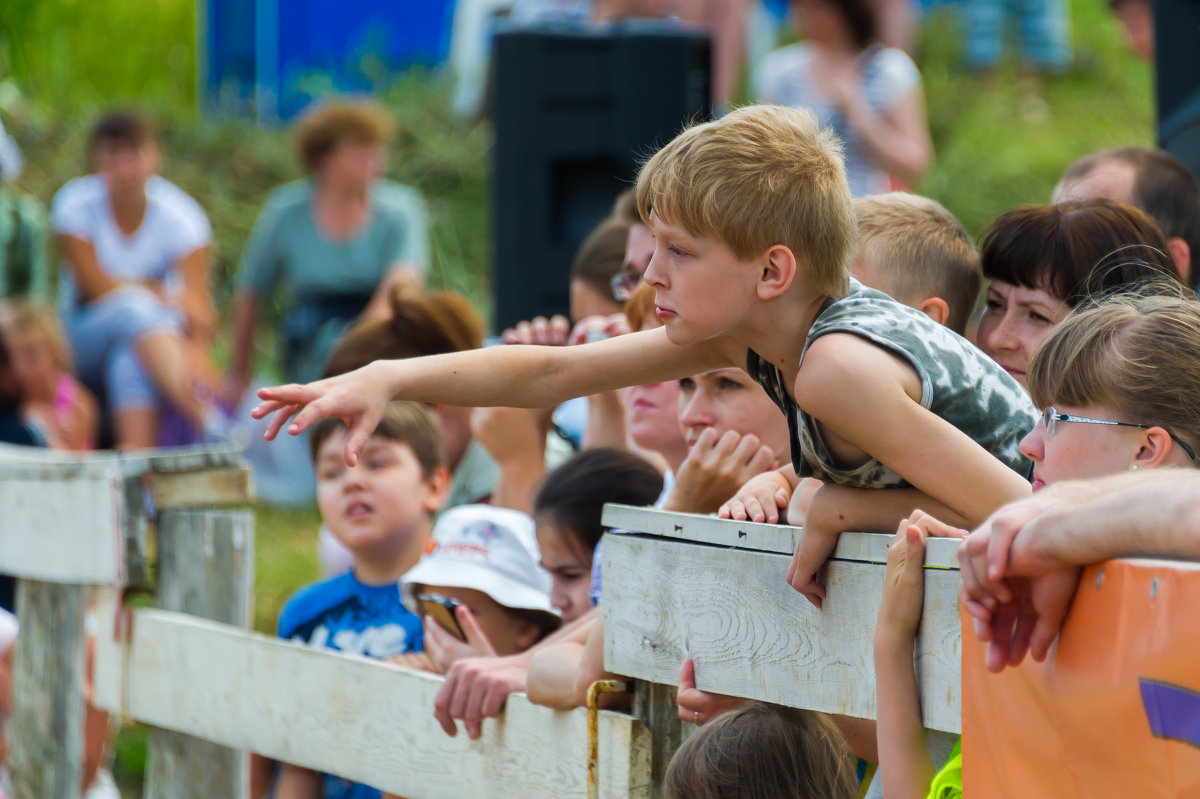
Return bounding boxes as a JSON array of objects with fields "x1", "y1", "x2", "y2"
[
  {"x1": 423, "y1": 466, "x2": 451, "y2": 514},
  {"x1": 1166, "y1": 236, "x2": 1191, "y2": 284},
  {"x1": 757, "y1": 245, "x2": 797, "y2": 300},
  {"x1": 916, "y1": 297, "x2": 950, "y2": 328}
]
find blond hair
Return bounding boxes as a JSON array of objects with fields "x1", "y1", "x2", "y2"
[
  {"x1": 636, "y1": 105, "x2": 854, "y2": 298},
  {"x1": 853, "y1": 193, "x2": 981, "y2": 334},
  {"x1": 1028, "y1": 292, "x2": 1200, "y2": 462},
  {"x1": 664, "y1": 703, "x2": 859, "y2": 799},
  {"x1": 3, "y1": 300, "x2": 73, "y2": 373}
]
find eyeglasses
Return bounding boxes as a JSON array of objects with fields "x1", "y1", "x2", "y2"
[
  {"x1": 610, "y1": 267, "x2": 641, "y2": 302},
  {"x1": 1038, "y1": 406, "x2": 1198, "y2": 462}
]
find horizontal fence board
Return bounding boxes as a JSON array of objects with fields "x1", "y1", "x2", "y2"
[
  {"x1": 0, "y1": 444, "x2": 245, "y2": 481},
  {"x1": 147, "y1": 466, "x2": 254, "y2": 510},
  {"x1": 602, "y1": 533, "x2": 961, "y2": 733},
  {"x1": 601, "y1": 505, "x2": 962, "y2": 567},
  {"x1": 0, "y1": 474, "x2": 121, "y2": 583},
  {"x1": 94, "y1": 609, "x2": 650, "y2": 799}
]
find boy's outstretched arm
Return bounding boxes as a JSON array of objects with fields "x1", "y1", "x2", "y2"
[{"x1": 254, "y1": 328, "x2": 729, "y2": 465}]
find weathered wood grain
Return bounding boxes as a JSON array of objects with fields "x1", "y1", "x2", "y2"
[
  {"x1": 145, "y1": 509, "x2": 254, "y2": 799},
  {"x1": 0, "y1": 443, "x2": 244, "y2": 481},
  {"x1": 0, "y1": 474, "x2": 121, "y2": 583},
  {"x1": 601, "y1": 504, "x2": 962, "y2": 567},
  {"x1": 92, "y1": 609, "x2": 652, "y2": 799},
  {"x1": 9, "y1": 580, "x2": 88, "y2": 799},
  {"x1": 146, "y1": 466, "x2": 254, "y2": 510},
  {"x1": 601, "y1": 534, "x2": 962, "y2": 733}
]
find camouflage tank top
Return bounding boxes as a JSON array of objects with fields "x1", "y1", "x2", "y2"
[{"x1": 746, "y1": 280, "x2": 1037, "y2": 488}]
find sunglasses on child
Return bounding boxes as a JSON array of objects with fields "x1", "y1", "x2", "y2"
[{"x1": 1038, "y1": 406, "x2": 1198, "y2": 462}]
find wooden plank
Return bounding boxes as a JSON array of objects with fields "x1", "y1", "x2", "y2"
[
  {"x1": 633, "y1": 682, "x2": 685, "y2": 799},
  {"x1": 0, "y1": 443, "x2": 244, "y2": 481},
  {"x1": 601, "y1": 534, "x2": 962, "y2": 734},
  {"x1": 146, "y1": 466, "x2": 254, "y2": 510},
  {"x1": 0, "y1": 473, "x2": 122, "y2": 583},
  {"x1": 93, "y1": 610, "x2": 652, "y2": 799},
  {"x1": 9, "y1": 580, "x2": 88, "y2": 799},
  {"x1": 601, "y1": 504, "x2": 962, "y2": 567},
  {"x1": 145, "y1": 509, "x2": 254, "y2": 799}
]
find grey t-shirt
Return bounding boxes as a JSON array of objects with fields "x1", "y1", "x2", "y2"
[{"x1": 746, "y1": 280, "x2": 1037, "y2": 487}]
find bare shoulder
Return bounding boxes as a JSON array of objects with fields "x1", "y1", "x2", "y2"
[{"x1": 794, "y1": 333, "x2": 922, "y2": 409}]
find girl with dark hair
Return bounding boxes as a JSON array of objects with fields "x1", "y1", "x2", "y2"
[{"x1": 752, "y1": 0, "x2": 933, "y2": 195}]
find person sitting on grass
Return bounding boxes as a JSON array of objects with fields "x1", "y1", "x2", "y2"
[
  {"x1": 271, "y1": 401, "x2": 449, "y2": 799},
  {"x1": 875, "y1": 291, "x2": 1200, "y2": 799},
  {"x1": 252, "y1": 104, "x2": 1037, "y2": 731}
]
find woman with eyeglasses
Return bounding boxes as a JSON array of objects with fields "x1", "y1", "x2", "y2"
[{"x1": 873, "y1": 291, "x2": 1200, "y2": 799}]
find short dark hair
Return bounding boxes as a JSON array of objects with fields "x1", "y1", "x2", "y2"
[
  {"x1": 533, "y1": 448, "x2": 663, "y2": 552},
  {"x1": 309, "y1": 401, "x2": 445, "y2": 477},
  {"x1": 981, "y1": 199, "x2": 1183, "y2": 307},
  {"x1": 1064, "y1": 147, "x2": 1200, "y2": 290},
  {"x1": 295, "y1": 99, "x2": 394, "y2": 173},
  {"x1": 791, "y1": 0, "x2": 878, "y2": 50},
  {"x1": 89, "y1": 111, "x2": 153, "y2": 156}
]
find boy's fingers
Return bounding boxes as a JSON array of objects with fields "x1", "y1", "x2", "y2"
[
  {"x1": 263, "y1": 405, "x2": 300, "y2": 441},
  {"x1": 433, "y1": 676, "x2": 460, "y2": 737}
]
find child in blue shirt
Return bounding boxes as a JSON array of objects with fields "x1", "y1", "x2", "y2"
[{"x1": 274, "y1": 401, "x2": 449, "y2": 799}]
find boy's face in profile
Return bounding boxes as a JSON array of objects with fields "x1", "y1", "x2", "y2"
[
  {"x1": 642, "y1": 214, "x2": 762, "y2": 345},
  {"x1": 315, "y1": 429, "x2": 441, "y2": 557}
]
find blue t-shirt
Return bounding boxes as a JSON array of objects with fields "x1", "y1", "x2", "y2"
[{"x1": 277, "y1": 571, "x2": 424, "y2": 799}]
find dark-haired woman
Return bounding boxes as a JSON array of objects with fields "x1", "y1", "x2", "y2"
[
  {"x1": 977, "y1": 198, "x2": 1183, "y2": 388},
  {"x1": 752, "y1": 0, "x2": 933, "y2": 195}
]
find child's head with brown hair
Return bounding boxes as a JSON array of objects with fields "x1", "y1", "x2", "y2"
[
  {"x1": 1, "y1": 301, "x2": 74, "y2": 403},
  {"x1": 665, "y1": 703, "x2": 859, "y2": 799},
  {"x1": 636, "y1": 105, "x2": 855, "y2": 300},
  {"x1": 1022, "y1": 291, "x2": 1200, "y2": 486},
  {"x1": 851, "y1": 193, "x2": 981, "y2": 334},
  {"x1": 309, "y1": 401, "x2": 449, "y2": 582}
]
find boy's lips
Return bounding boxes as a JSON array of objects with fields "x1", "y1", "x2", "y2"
[
  {"x1": 655, "y1": 306, "x2": 677, "y2": 319},
  {"x1": 345, "y1": 500, "x2": 374, "y2": 519}
]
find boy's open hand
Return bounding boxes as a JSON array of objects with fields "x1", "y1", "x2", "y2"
[
  {"x1": 252, "y1": 362, "x2": 393, "y2": 466},
  {"x1": 433, "y1": 650, "x2": 530, "y2": 740},
  {"x1": 425, "y1": 605, "x2": 498, "y2": 674},
  {"x1": 718, "y1": 469, "x2": 793, "y2": 523},
  {"x1": 664, "y1": 429, "x2": 776, "y2": 514},
  {"x1": 879, "y1": 512, "x2": 967, "y2": 642}
]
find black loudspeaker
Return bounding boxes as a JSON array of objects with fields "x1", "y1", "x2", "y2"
[
  {"x1": 1155, "y1": 0, "x2": 1200, "y2": 180},
  {"x1": 491, "y1": 21, "x2": 712, "y2": 329}
]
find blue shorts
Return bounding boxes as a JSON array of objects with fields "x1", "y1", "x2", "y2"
[{"x1": 63, "y1": 286, "x2": 181, "y2": 413}]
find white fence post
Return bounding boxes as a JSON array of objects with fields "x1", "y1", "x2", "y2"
[{"x1": 144, "y1": 505, "x2": 254, "y2": 799}]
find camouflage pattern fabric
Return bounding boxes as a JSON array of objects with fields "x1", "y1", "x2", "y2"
[{"x1": 747, "y1": 280, "x2": 1037, "y2": 487}]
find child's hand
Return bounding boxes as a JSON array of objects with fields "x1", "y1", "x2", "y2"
[
  {"x1": 675, "y1": 658, "x2": 747, "y2": 725},
  {"x1": 663, "y1": 429, "x2": 776, "y2": 514},
  {"x1": 566, "y1": 313, "x2": 632, "y2": 345},
  {"x1": 252, "y1": 361, "x2": 393, "y2": 465},
  {"x1": 425, "y1": 605, "x2": 498, "y2": 675},
  {"x1": 500, "y1": 314, "x2": 570, "y2": 345},
  {"x1": 718, "y1": 469, "x2": 793, "y2": 523}
]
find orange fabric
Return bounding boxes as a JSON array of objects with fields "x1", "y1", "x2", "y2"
[{"x1": 963, "y1": 560, "x2": 1200, "y2": 798}]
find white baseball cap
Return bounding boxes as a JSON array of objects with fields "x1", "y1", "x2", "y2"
[{"x1": 400, "y1": 505, "x2": 561, "y2": 630}]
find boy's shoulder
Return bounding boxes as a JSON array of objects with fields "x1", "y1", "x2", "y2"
[
  {"x1": 277, "y1": 571, "x2": 423, "y2": 659},
  {"x1": 277, "y1": 571, "x2": 360, "y2": 639}
]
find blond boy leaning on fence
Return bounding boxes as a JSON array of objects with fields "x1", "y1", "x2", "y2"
[{"x1": 254, "y1": 104, "x2": 1035, "y2": 730}]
